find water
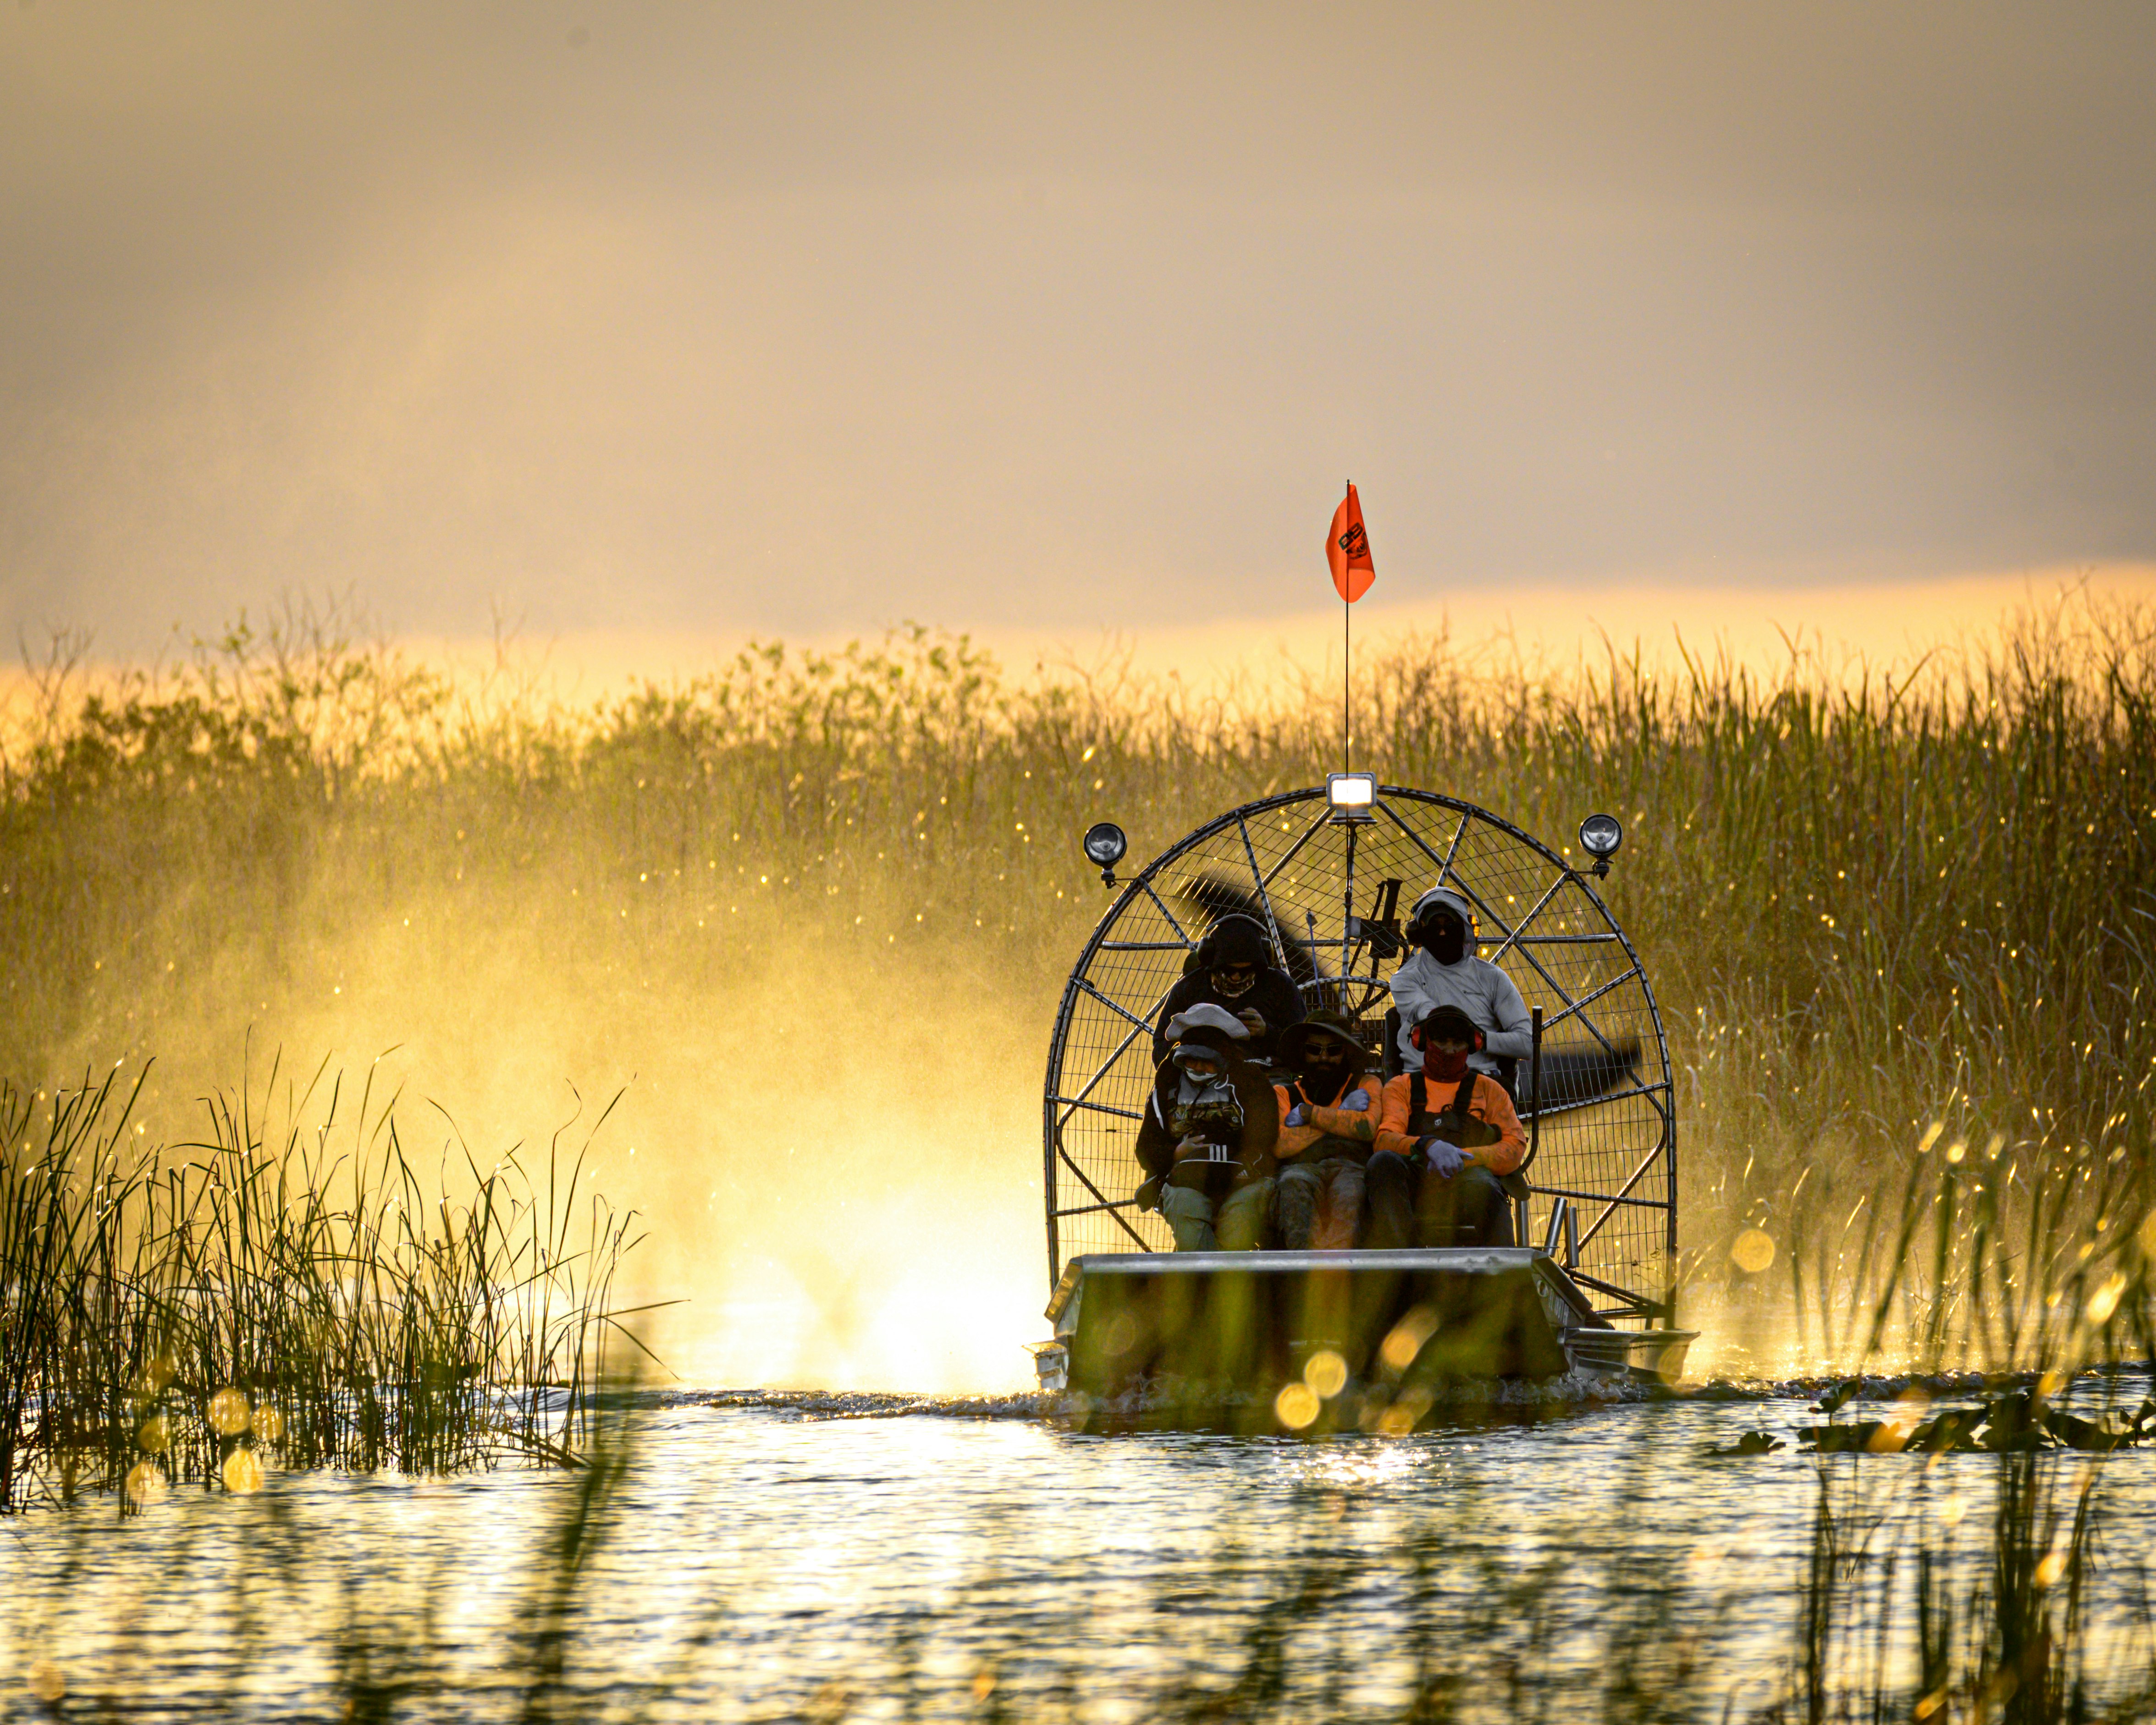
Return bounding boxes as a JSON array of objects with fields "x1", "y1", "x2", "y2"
[{"x1": 6, "y1": 1383, "x2": 2155, "y2": 1720}]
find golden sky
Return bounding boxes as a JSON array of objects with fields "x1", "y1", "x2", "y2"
[{"x1": 5, "y1": 4, "x2": 2153, "y2": 657}]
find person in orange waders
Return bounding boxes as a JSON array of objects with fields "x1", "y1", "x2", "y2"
[
  {"x1": 1364, "y1": 1005, "x2": 1527, "y2": 1249},
  {"x1": 1271, "y1": 1011, "x2": 1381, "y2": 1249}
]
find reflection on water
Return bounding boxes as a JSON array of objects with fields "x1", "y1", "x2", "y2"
[{"x1": 5, "y1": 1387, "x2": 2154, "y2": 1719}]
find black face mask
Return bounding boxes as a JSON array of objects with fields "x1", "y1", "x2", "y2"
[
  {"x1": 1211, "y1": 966, "x2": 1257, "y2": 999},
  {"x1": 1424, "y1": 918, "x2": 1467, "y2": 966},
  {"x1": 1300, "y1": 1049, "x2": 1351, "y2": 1099}
]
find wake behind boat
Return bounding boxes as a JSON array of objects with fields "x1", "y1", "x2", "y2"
[{"x1": 1031, "y1": 777, "x2": 1695, "y2": 1431}]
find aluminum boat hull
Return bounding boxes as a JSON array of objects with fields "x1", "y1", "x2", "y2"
[{"x1": 1036, "y1": 1248, "x2": 1693, "y2": 1430}]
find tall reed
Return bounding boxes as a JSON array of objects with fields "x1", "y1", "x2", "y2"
[
  {"x1": 0, "y1": 1054, "x2": 641, "y2": 1514},
  {"x1": 1, "y1": 591, "x2": 2151, "y2": 1364}
]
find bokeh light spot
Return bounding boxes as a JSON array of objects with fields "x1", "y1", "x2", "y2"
[
  {"x1": 1730, "y1": 1229, "x2": 1776, "y2": 1274},
  {"x1": 1274, "y1": 1382, "x2": 1321, "y2": 1430},
  {"x1": 221, "y1": 1447, "x2": 266, "y2": 1494},
  {"x1": 1378, "y1": 1304, "x2": 1439, "y2": 1372},
  {"x1": 208, "y1": 1387, "x2": 251, "y2": 1436}
]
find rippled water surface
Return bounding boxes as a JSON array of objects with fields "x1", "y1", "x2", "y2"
[{"x1": 6, "y1": 1384, "x2": 2155, "y2": 1720}]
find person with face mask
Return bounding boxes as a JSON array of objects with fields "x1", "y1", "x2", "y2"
[
  {"x1": 1271, "y1": 1011, "x2": 1380, "y2": 1250},
  {"x1": 1388, "y1": 886, "x2": 1533, "y2": 1089},
  {"x1": 1134, "y1": 1005, "x2": 1281, "y2": 1252},
  {"x1": 1364, "y1": 1005, "x2": 1526, "y2": 1249},
  {"x1": 1152, "y1": 914, "x2": 1306, "y2": 1068}
]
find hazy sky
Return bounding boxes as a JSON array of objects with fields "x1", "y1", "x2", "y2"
[{"x1": 5, "y1": 4, "x2": 2153, "y2": 656}]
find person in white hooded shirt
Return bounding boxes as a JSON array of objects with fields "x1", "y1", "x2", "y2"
[{"x1": 1388, "y1": 886, "x2": 1533, "y2": 1089}]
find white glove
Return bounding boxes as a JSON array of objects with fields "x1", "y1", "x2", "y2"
[
  {"x1": 1284, "y1": 1104, "x2": 1308, "y2": 1128},
  {"x1": 1422, "y1": 1138, "x2": 1466, "y2": 1178},
  {"x1": 1340, "y1": 1088, "x2": 1371, "y2": 1112}
]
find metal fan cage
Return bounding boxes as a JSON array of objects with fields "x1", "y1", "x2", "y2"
[{"x1": 1041, "y1": 786, "x2": 1677, "y2": 1326}]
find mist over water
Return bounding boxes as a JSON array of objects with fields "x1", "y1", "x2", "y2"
[{"x1": 38, "y1": 879, "x2": 1064, "y2": 1394}]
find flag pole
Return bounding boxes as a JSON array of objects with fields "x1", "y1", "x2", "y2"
[{"x1": 1343, "y1": 480, "x2": 1352, "y2": 776}]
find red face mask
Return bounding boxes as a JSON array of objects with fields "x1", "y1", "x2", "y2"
[
  {"x1": 1423, "y1": 1045, "x2": 1471, "y2": 1081},
  {"x1": 1411, "y1": 1026, "x2": 1475, "y2": 1082}
]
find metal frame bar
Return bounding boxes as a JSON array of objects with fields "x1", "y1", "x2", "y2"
[
  {"x1": 1140, "y1": 880, "x2": 1199, "y2": 947},
  {"x1": 1053, "y1": 1198, "x2": 1141, "y2": 1220},
  {"x1": 1573, "y1": 1144, "x2": 1668, "y2": 1254},
  {"x1": 1566, "y1": 1266, "x2": 1661, "y2": 1313},
  {"x1": 1057, "y1": 1147, "x2": 1152, "y2": 1250},
  {"x1": 1233, "y1": 812, "x2": 1291, "y2": 972},
  {"x1": 1050, "y1": 1040, "x2": 1145, "y2": 1128},
  {"x1": 1539, "y1": 965, "x2": 1643, "y2": 1029},
  {"x1": 1528, "y1": 1079, "x2": 1671, "y2": 1122},
  {"x1": 1256, "y1": 805, "x2": 1333, "y2": 893},
  {"x1": 1433, "y1": 808, "x2": 1472, "y2": 887},
  {"x1": 1075, "y1": 977, "x2": 1152, "y2": 1035},
  {"x1": 1049, "y1": 1095, "x2": 1144, "y2": 1122},
  {"x1": 1528, "y1": 1183, "x2": 1671, "y2": 1212},
  {"x1": 1486, "y1": 872, "x2": 1569, "y2": 963}
]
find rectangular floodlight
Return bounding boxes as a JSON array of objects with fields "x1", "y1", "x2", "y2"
[{"x1": 1326, "y1": 771, "x2": 1377, "y2": 820}]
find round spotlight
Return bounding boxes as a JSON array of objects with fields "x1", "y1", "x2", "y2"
[
  {"x1": 1083, "y1": 821, "x2": 1128, "y2": 872},
  {"x1": 1578, "y1": 813, "x2": 1624, "y2": 863}
]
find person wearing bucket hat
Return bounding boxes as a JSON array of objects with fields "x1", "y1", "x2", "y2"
[
  {"x1": 1270, "y1": 1010, "x2": 1380, "y2": 1250},
  {"x1": 1388, "y1": 885, "x2": 1533, "y2": 1089},
  {"x1": 1133, "y1": 1005, "x2": 1281, "y2": 1252},
  {"x1": 1364, "y1": 1003, "x2": 1526, "y2": 1249}
]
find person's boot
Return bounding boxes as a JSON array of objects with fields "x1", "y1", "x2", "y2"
[{"x1": 1274, "y1": 1165, "x2": 1321, "y2": 1250}]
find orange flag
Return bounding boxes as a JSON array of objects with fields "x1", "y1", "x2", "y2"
[{"x1": 1326, "y1": 484, "x2": 1375, "y2": 602}]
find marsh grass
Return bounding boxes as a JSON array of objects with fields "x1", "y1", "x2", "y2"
[
  {"x1": 1, "y1": 591, "x2": 2153, "y2": 1375},
  {"x1": 6, "y1": 596, "x2": 2156, "y2": 1713},
  {"x1": 0, "y1": 1053, "x2": 645, "y2": 1514},
  {"x1": 1695, "y1": 1101, "x2": 2156, "y2": 1378}
]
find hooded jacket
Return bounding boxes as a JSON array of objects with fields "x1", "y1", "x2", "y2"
[
  {"x1": 1151, "y1": 966, "x2": 1305, "y2": 1067},
  {"x1": 1388, "y1": 887, "x2": 1533, "y2": 1077},
  {"x1": 1134, "y1": 1025, "x2": 1280, "y2": 1184}
]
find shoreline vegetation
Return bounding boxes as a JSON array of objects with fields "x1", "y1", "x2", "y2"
[
  {"x1": 0, "y1": 1056, "x2": 644, "y2": 1516},
  {"x1": 2, "y1": 591, "x2": 2150, "y2": 1361},
  {"x1": 3, "y1": 592, "x2": 2154, "y2": 1716}
]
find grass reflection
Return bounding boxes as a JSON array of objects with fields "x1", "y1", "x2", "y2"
[{"x1": 8, "y1": 1390, "x2": 2156, "y2": 1722}]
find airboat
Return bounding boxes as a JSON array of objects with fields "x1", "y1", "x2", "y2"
[{"x1": 1032, "y1": 774, "x2": 1696, "y2": 1432}]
